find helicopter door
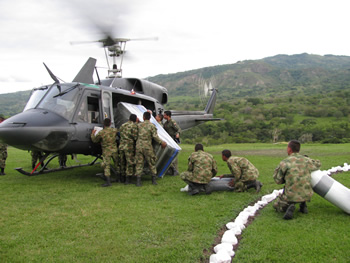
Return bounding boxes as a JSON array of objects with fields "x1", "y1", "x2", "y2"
[{"x1": 102, "y1": 91, "x2": 114, "y2": 126}]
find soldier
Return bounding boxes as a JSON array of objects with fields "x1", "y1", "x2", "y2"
[
  {"x1": 31, "y1": 150, "x2": 44, "y2": 170},
  {"x1": 91, "y1": 118, "x2": 118, "y2": 187},
  {"x1": 119, "y1": 114, "x2": 138, "y2": 184},
  {"x1": 135, "y1": 111, "x2": 167, "y2": 187},
  {"x1": 180, "y1": 143, "x2": 218, "y2": 195},
  {"x1": 155, "y1": 113, "x2": 164, "y2": 127},
  {"x1": 0, "y1": 116, "x2": 7, "y2": 175},
  {"x1": 220, "y1": 149, "x2": 262, "y2": 193},
  {"x1": 163, "y1": 110, "x2": 181, "y2": 175},
  {"x1": 273, "y1": 140, "x2": 321, "y2": 220}
]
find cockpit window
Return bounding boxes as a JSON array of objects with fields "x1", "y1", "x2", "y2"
[
  {"x1": 36, "y1": 84, "x2": 81, "y2": 120},
  {"x1": 23, "y1": 86, "x2": 49, "y2": 111}
]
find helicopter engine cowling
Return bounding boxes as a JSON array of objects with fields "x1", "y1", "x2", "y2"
[{"x1": 0, "y1": 109, "x2": 73, "y2": 152}]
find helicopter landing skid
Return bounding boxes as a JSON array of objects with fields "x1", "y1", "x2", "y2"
[{"x1": 14, "y1": 156, "x2": 100, "y2": 176}]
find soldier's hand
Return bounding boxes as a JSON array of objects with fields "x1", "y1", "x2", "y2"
[
  {"x1": 228, "y1": 179, "x2": 235, "y2": 187},
  {"x1": 161, "y1": 141, "x2": 167, "y2": 148},
  {"x1": 219, "y1": 175, "x2": 224, "y2": 179},
  {"x1": 91, "y1": 129, "x2": 96, "y2": 135}
]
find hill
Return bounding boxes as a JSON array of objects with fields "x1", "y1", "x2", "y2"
[
  {"x1": 0, "y1": 90, "x2": 31, "y2": 117},
  {"x1": 148, "y1": 53, "x2": 350, "y2": 100}
]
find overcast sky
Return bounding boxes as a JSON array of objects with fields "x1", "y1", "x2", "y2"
[{"x1": 0, "y1": 0, "x2": 349, "y2": 94}]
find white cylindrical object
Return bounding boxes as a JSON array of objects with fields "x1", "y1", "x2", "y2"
[{"x1": 311, "y1": 170, "x2": 350, "y2": 214}]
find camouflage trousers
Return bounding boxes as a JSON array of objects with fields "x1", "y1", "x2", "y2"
[
  {"x1": 31, "y1": 151, "x2": 43, "y2": 167},
  {"x1": 224, "y1": 178, "x2": 248, "y2": 192},
  {"x1": 101, "y1": 151, "x2": 119, "y2": 177},
  {"x1": 273, "y1": 194, "x2": 292, "y2": 212},
  {"x1": 135, "y1": 147, "x2": 157, "y2": 176},
  {"x1": 180, "y1": 171, "x2": 191, "y2": 182},
  {"x1": 0, "y1": 148, "x2": 7, "y2": 169},
  {"x1": 119, "y1": 149, "x2": 135, "y2": 177}
]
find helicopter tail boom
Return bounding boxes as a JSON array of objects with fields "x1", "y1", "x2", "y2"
[{"x1": 170, "y1": 89, "x2": 220, "y2": 131}]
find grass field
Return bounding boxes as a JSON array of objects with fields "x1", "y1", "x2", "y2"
[{"x1": 0, "y1": 143, "x2": 349, "y2": 262}]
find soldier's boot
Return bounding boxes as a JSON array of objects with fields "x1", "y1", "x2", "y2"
[
  {"x1": 152, "y1": 175, "x2": 158, "y2": 185},
  {"x1": 299, "y1": 202, "x2": 308, "y2": 214},
  {"x1": 204, "y1": 184, "x2": 212, "y2": 195},
  {"x1": 255, "y1": 180, "x2": 263, "y2": 193},
  {"x1": 283, "y1": 203, "x2": 295, "y2": 220},
  {"x1": 114, "y1": 173, "x2": 121, "y2": 183},
  {"x1": 165, "y1": 167, "x2": 173, "y2": 175},
  {"x1": 172, "y1": 168, "x2": 179, "y2": 176},
  {"x1": 123, "y1": 176, "x2": 129, "y2": 185},
  {"x1": 0, "y1": 168, "x2": 5, "y2": 176},
  {"x1": 136, "y1": 176, "x2": 142, "y2": 187},
  {"x1": 188, "y1": 182, "x2": 200, "y2": 196},
  {"x1": 101, "y1": 176, "x2": 112, "y2": 187},
  {"x1": 119, "y1": 174, "x2": 125, "y2": 183}
]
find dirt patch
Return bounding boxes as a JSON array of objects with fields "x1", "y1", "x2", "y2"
[
  {"x1": 201, "y1": 198, "x2": 262, "y2": 262},
  {"x1": 212, "y1": 148, "x2": 285, "y2": 157}
]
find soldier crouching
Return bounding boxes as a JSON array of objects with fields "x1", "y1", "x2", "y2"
[
  {"x1": 180, "y1": 143, "x2": 218, "y2": 195},
  {"x1": 273, "y1": 140, "x2": 321, "y2": 219}
]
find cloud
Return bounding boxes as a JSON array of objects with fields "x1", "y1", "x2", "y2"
[{"x1": 1, "y1": 0, "x2": 350, "y2": 94}]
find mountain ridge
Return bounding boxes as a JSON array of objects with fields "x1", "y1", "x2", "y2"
[{"x1": 1, "y1": 53, "x2": 350, "y2": 117}]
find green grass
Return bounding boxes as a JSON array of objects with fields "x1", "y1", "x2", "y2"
[{"x1": 0, "y1": 144, "x2": 349, "y2": 262}]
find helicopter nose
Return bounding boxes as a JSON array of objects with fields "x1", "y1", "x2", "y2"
[{"x1": 0, "y1": 109, "x2": 73, "y2": 152}]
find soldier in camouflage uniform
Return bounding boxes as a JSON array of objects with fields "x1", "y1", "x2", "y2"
[
  {"x1": 181, "y1": 143, "x2": 218, "y2": 195},
  {"x1": 0, "y1": 116, "x2": 7, "y2": 175},
  {"x1": 0, "y1": 142, "x2": 7, "y2": 175},
  {"x1": 221, "y1": 149, "x2": 262, "y2": 193},
  {"x1": 135, "y1": 111, "x2": 167, "y2": 186},
  {"x1": 273, "y1": 140, "x2": 321, "y2": 220},
  {"x1": 119, "y1": 114, "x2": 138, "y2": 184},
  {"x1": 31, "y1": 150, "x2": 44, "y2": 170},
  {"x1": 163, "y1": 110, "x2": 181, "y2": 175},
  {"x1": 91, "y1": 118, "x2": 119, "y2": 187}
]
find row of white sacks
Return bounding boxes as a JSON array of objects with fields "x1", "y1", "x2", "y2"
[{"x1": 209, "y1": 163, "x2": 350, "y2": 263}]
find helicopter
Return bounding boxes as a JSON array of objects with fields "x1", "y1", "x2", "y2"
[{"x1": 0, "y1": 36, "x2": 219, "y2": 176}]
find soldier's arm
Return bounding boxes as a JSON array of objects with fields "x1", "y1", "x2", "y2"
[
  {"x1": 273, "y1": 162, "x2": 286, "y2": 184},
  {"x1": 212, "y1": 159, "x2": 218, "y2": 177},
  {"x1": 151, "y1": 125, "x2": 164, "y2": 145},
  {"x1": 230, "y1": 162, "x2": 242, "y2": 181},
  {"x1": 308, "y1": 158, "x2": 321, "y2": 171},
  {"x1": 90, "y1": 130, "x2": 101, "y2": 143},
  {"x1": 187, "y1": 156, "x2": 194, "y2": 172},
  {"x1": 172, "y1": 120, "x2": 181, "y2": 138}
]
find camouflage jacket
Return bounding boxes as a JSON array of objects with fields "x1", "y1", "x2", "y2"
[
  {"x1": 0, "y1": 143, "x2": 7, "y2": 151},
  {"x1": 186, "y1": 150, "x2": 218, "y2": 184},
  {"x1": 119, "y1": 121, "x2": 138, "y2": 151},
  {"x1": 273, "y1": 153, "x2": 321, "y2": 202},
  {"x1": 223, "y1": 156, "x2": 259, "y2": 182},
  {"x1": 136, "y1": 120, "x2": 162, "y2": 147},
  {"x1": 163, "y1": 118, "x2": 181, "y2": 139},
  {"x1": 91, "y1": 126, "x2": 118, "y2": 155}
]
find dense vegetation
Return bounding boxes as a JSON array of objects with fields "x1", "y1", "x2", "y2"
[{"x1": 2, "y1": 53, "x2": 350, "y2": 143}]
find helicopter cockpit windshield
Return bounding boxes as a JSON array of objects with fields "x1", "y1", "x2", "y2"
[
  {"x1": 26, "y1": 83, "x2": 81, "y2": 120},
  {"x1": 23, "y1": 86, "x2": 49, "y2": 112}
]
